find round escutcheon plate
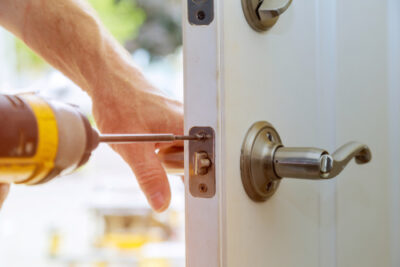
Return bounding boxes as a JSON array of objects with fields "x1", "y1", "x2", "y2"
[{"x1": 240, "y1": 121, "x2": 283, "y2": 202}]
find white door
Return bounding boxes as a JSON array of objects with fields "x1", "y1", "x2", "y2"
[{"x1": 183, "y1": 0, "x2": 400, "y2": 266}]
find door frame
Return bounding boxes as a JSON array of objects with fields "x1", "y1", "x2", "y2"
[{"x1": 183, "y1": 0, "x2": 221, "y2": 266}]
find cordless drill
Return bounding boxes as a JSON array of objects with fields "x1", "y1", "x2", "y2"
[{"x1": 0, "y1": 94, "x2": 189, "y2": 185}]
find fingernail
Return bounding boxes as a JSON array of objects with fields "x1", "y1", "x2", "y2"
[{"x1": 150, "y1": 192, "x2": 166, "y2": 212}]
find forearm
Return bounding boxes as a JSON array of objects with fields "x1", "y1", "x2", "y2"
[{"x1": 0, "y1": 0, "x2": 147, "y2": 99}]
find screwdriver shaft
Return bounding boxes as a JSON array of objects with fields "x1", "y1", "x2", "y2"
[{"x1": 99, "y1": 134, "x2": 203, "y2": 144}]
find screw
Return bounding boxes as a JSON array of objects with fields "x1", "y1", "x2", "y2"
[
  {"x1": 197, "y1": 10, "x2": 206, "y2": 20},
  {"x1": 266, "y1": 182, "x2": 273, "y2": 192},
  {"x1": 266, "y1": 132, "x2": 274, "y2": 142}
]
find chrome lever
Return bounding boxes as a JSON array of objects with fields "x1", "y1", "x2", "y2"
[
  {"x1": 273, "y1": 142, "x2": 372, "y2": 180},
  {"x1": 240, "y1": 121, "x2": 372, "y2": 202},
  {"x1": 327, "y1": 142, "x2": 371, "y2": 178}
]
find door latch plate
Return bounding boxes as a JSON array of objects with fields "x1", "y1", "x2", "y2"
[{"x1": 189, "y1": 127, "x2": 215, "y2": 198}]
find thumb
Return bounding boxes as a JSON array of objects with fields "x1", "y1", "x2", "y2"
[
  {"x1": 0, "y1": 184, "x2": 10, "y2": 209},
  {"x1": 116, "y1": 143, "x2": 171, "y2": 212}
]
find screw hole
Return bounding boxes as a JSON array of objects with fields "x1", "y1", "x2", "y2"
[
  {"x1": 266, "y1": 182, "x2": 273, "y2": 192},
  {"x1": 199, "y1": 183, "x2": 208, "y2": 193},
  {"x1": 197, "y1": 10, "x2": 206, "y2": 21},
  {"x1": 266, "y1": 132, "x2": 274, "y2": 142}
]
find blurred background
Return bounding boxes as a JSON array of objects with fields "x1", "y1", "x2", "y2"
[{"x1": 0, "y1": 0, "x2": 185, "y2": 266}]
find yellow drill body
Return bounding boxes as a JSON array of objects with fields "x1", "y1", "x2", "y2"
[{"x1": 0, "y1": 94, "x2": 98, "y2": 185}]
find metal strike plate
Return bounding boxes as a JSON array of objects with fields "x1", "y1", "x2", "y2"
[
  {"x1": 189, "y1": 127, "x2": 215, "y2": 198},
  {"x1": 188, "y1": 0, "x2": 214, "y2": 25}
]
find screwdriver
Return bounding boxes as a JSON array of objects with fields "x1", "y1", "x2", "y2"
[
  {"x1": 0, "y1": 94, "x2": 196, "y2": 185},
  {"x1": 98, "y1": 133, "x2": 205, "y2": 143}
]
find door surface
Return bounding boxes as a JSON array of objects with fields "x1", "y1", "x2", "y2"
[{"x1": 184, "y1": 0, "x2": 400, "y2": 266}]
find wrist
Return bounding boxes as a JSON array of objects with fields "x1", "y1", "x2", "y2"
[{"x1": 87, "y1": 54, "x2": 150, "y2": 103}]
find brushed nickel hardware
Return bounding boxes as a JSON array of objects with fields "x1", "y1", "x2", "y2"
[
  {"x1": 242, "y1": 0, "x2": 292, "y2": 32},
  {"x1": 240, "y1": 121, "x2": 372, "y2": 202},
  {"x1": 155, "y1": 127, "x2": 215, "y2": 198},
  {"x1": 189, "y1": 127, "x2": 215, "y2": 198}
]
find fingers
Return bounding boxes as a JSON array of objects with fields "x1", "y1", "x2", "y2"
[
  {"x1": 115, "y1": 143, "x2": 171, "y2": 212},
  {"x1": 0, "y1": 184, "x2": 10, "y2": 209}
]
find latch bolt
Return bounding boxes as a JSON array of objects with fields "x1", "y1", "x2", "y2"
[{"x1": 194, "y1": 152, "x2": 212, "y2": 175}]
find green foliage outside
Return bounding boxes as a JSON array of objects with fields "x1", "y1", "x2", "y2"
[
  {"x1": 15, "y1": 0, "x2": 145, "y2": 73},
  {"x1": 87, "y1": 0, "x2": 145, "y2": 43}
]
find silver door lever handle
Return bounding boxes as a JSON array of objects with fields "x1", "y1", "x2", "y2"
[
  {"x1": 273, "y1": 142, "x2": 372, "y2": 180},
  {"x1": 240, "y1": 121, "x2": 372, "y2": 202},
  {"x1": 327, "y1": 142, "x2": 372, "y2": 178}
]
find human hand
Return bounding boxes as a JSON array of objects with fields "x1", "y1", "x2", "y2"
[
  {"x1": 0, "y1": 184, "x2": 10, "y2": 209},
  {"x1": 0, "y1": 0, "x2": 184, "y2": 212},
  {"x1": 92, "y1": 82, "x2": 183, "y2": 212}
]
